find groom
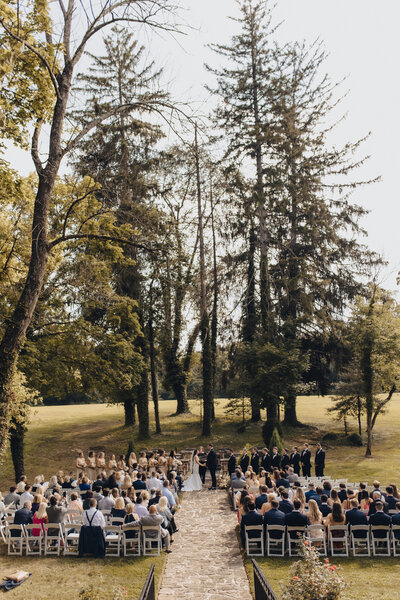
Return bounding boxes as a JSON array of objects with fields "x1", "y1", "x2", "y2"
[{"x1": 206, "y1": 443, "x2": 217, "y2": 490}]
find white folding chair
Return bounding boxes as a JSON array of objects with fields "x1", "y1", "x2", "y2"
[
  {"x1": 328, "y1": 525, "x2": 349, "y2": 557},
  {"x1": 101, "y1": 509, "x2": 111, "y2": 523},
  {"x1": 350, "y1": 525, "x2": 370, "y2": 556},
  {"x1": 266, "y1": 525, "x2": 285, "y2": 556},
  {"x1": 63, "y1": 523, "x2": 82, "y2": 556},
  {"x1": 142, "y1": 526, "x2": 161, "y2": 556},
  {"x1": 24, "y1": 524, "x2": 43, "y2": 555},
  {"x1": 371, "y1": 525, "x2": 391, "y2": 556},
  {"x1": 306, "y1": 524, "x2": 327, "y2": 556},
  {"x1": 122, "y1": 524, "x2": 141, "y2": 556},
  {"x1": 104, "y1": 525, "x2": 121, "y2": 556},
  {"x1": 244, "y1": 525, "x2": 264, "y2": 556},
  {"x1": 287, "y1": 526, "x2": 306, "y2": 556},
  {"x1": 66, "y1": 509, "x2": 83, "y2": 524},
  {"x1": 5, "y1": 525, "x2": 24, "y2": 555},
  {"x1": 391, "y1": 525, "x2": 400, "y2": 556},
  {"x1": 44, "y1": 523, "x2": 63, "y2": 556}
]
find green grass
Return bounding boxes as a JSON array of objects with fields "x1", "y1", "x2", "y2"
[
  {"x1": 244, "y1": 556, "x2": 398, "y2": 600},
  {"x1": 2, "y1": 395, "x2": 400, "y2": 599}
]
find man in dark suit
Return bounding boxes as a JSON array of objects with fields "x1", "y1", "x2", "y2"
[
  {"x1": 271, "y1": 447, "x2": 281, "y2": 470},
  {"x1": 278, "y1": 491, "x2": 293, "y2": 514},
  {"x1": 391, "y1": 502, "x2": 400, "y2": 539},
  {"x1": 276, "y1": 471, "x2": 290, "y2": 489},
  {"x1": 264, "y1": 499, "x2": 285, "y2": 538},
  {"x1": 240, "y1": 501, "x2": 263, "y2": 547},
  {"x1": 319, "y1": 495, "x2": 332, "y2": 517},
  {"x1": 285, "y1": 499, "x2": 309, "y2": 537},
  {"x1": 345, "y1": 499, "x2": 368, "y2": 538},
  {"x1": 206, "y1": 443, "x2": 218, "y2": 490},
  {"x1": 289, "y1": 446, "x2": 301, "y2": 475},
  {"x1": 261, "y1": 448, "x2": 271, "y2": 472},
  {"x1": 255, "y1": 485, "x2": 269, "y2": 510},
  {"x1": 280, "y1": 449, "x2": 290, "y2": 471},
  {"x1": 227, "y1": 449, "x2": 236, "y2": 477},
  {"x1": 314, "y1": 443, "x2": 325, "y2": 477},
  {"x1": 250, "y1": 448, "x2": 260, "y2": 474},
  {"x1": 12, "y1": 501, "x2": 33, "y2": 538},
  {"x1": 338, "y1": 483, "x2": 347, "y2": 503},
  {"x1": 305, "y1": 483, "x2": 317, "y2": 502},
  {"x1": 369, "y1": 501, "x2": 391, "y2": 538},
  {"x1": 240, "y1": 449, "x2": 250, "y2": 473},
  {"x1": 385, "y1": 486, "x2": 398, "y2": 511},
  {"x1": 300, "y1": 443, "x2": 311, "y2": 477},
  {"x1": 368, "y1": 492, "x2": 389, "y2": 516}
]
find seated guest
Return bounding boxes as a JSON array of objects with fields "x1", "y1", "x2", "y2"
[
  {"x1": 68, "y1": 492, "x2": 83, "y2": 516},
  {"x1": 305, "y1": 499, "x2": 323, "y2": 538},
  {"x1": 285, "y1": 499, "x2": 309, "y2": 535},
  {"x1": 19, "y1": 484, "x2": 33, "y2": 508},
  {"x1": 320, "y1": 495, "x2": 332, "y2": 517},
  {"x1": 46, "y1": 496, "x2": 67, "y2": 535},
  {"x1": 16, "y1": 481, "x2": 26, "y2": 494},
  {"x1": 83, "y1": 491, "x2": 94, "y2": 510},
  {"x1": 139, "y1": 505, "x2": 171, "y2": 553},
  {"x1": 313, "y1": 486, "x2": 323, "y2": 506},
  {"x1": 338, "y1": 483, "x2": 347, "y2": 503},
  {"x1": 31, "y1": 493, "x2": 43, "y2": 514},
  {"x1": 107, "y1": 473, "x2": 118, "y2": 490},
  {"x1": 61, "y1": 472, "x2": 75, "y2": 488},
  {"x1": 32, "y1": 502, "x2": 48, "y2": 536},
  {"x1": 390, "y1": 484, "x2": 400, "y2": 500},
  {"x1": 240, "y1": 500, "x2": 263, "y2": 547},
  {"x1": 385, "y1": 486, "x2": 398, "y2": 511},
  {"x1": 305, "y1": 483, "x2": 317, "y2": 502},
  {"x1": 391, "y1": 502, "x2": 400, "y2": 539},
  {"x1": 255, "y1": 485, "x2": 269, "y2": 510},
  {"x1": 345, "y1": 498, "x2": 368, "y2": 537},
  {"x1": 359, "y1": 489, "x2": 370, "y2": 513},
  {"x1": 276, "y1": 471, "x2": 290, "y2": 489},
  {"x1": 4, "y1": 486, "x2": 20, "y2": 508},
  {"x1": 369, "y1": 480, "x2": 384, "y2": 499},
  {"x1": 122, "y1": 475, "x2": 132, "y2": 491},
  {"x1": 161, "y1": 480, "x2": 176, "y2": 511},
  {"x1": 342, "y1": 489, "x2": 356, "y2": 511},
  {"x1": 324, "y1": 502, "x2": 346, "y2": 549},
  {"x1": 157, "y1": 496, "x2": 178, "y2": 539},
  {"x1": 357, "y1": 482, "x2": 367, "y2": 503},
  {"x1": 148, "y1": 489, "x2": 162, "y2": 508},
  {"x1": 92, "y1": 475, "x2": 105, "y2": 490},
  {"x1": 294, "y1": 486, "x2": 306, "y2": 509},
  {"x1": 231, "y1": 469, "x2": 246, "y2": 490},
  {"x1": 246, "y1": 471, "x2": 260, "y2": 497},
  {"x1": 133, "y1": 473, "x2": 147, "y2": 491},
  {"x1": 92, "y1": 486, "x2": 103, "y2": 503},
  {"x1": 134, "y1": 495, "x2": 149, "y2": 518},
  {"x1": 110, "y1": 497, "x2": 126, "y2": 523},
  {"x1": 322, "y1": 481, "x2": 332, "y2": 498},
  {"x1": 79, "y1": 477, "x2": 90, "y2": 492},
  {"x1": 369, "y1": 501, "x2": 391, "y2": 537},
  {"x1": 98, "y1": 489, "x2": 115, "y2": 511},
  {"x1": 261, "y1": 493, "x2": 277, "y2": 515},
  {"x1": 368, "y1": 491, "x2": 388, "y2": 516},
  {"x1": 287, "y1": 467, "x2": 298, "y2": 484},
  {"x1": 147, "y1": 471, "x2": 162, "y2": 491},
  {"x1": 263, "y1": 499, "x2": 285, "y2": 538},
  {"x1": 83, "y1": 498, "x2": 106, "y2": 527},
  {"x1": 278, "y1": 490, "x2": 293, "y2": 514},
  {"x1": 123, "y1": 503, "x2": 139, "y2": 528},
  {"x1": 328, "y1": 489, "x2": 339, "y2": 507},
  {"x1": 13, "y1": 501, "x2": 33, "y2": 534}
]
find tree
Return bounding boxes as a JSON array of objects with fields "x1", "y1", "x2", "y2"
[{"x1": 0, "y1": 0, "x2": 181, "y2": 458}]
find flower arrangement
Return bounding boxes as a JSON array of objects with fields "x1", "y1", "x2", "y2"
[
  {"x1": 281, "y1": 539, "x2": 347, "y2": 600},
  {"x1": 218, "y1": 473, "x2": 231, "y2": 489}
]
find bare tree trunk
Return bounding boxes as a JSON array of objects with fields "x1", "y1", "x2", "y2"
[
  {"x1": 148, "y1": 308, "x2": 162, "y2": 434},
  {"x1": 194, "y1": 125, "x2": 212, "y2": 437},
  {"x1": 123, "y1": 396, "x2": 136, "y2": 426},
  {"x1": 210, "y1": 187, "x2": 218, "y2": 421},
  {"x1": 10, "y1": 417, "x2": 25, "y2": 483},
  {"x1": 361, "y1": 291, "x2": 375, "y2": 457}
]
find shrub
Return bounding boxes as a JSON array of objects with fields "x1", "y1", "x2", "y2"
[
  {"x1": 281, "y1": 539, "x2": 346, "y2": 600},
  {"x1": 346, "y1": 432, "x2": 363, "y2": 446},
  {"x1": 322, "y1": 431, "x2": 338, "y2": 440},
  {"x1": 269, "y1": 426, "x2": 283, "y2": 454}
]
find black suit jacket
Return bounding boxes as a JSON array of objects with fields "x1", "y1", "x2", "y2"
[
  {"x1": 227, "y1": 455, "x2": 236, "y2": 475},
  {"x1": 301, "y1": 449, "x2": 311, "y2": 466},
  {"x1": 320, "y1": 504, "x2": 332, "y2": 517},
  {"x1": 250, "y1": 452, "x2": 260, "y2": 473},
  {"x1": 345, "y1": 507, "x2": 368, "y2": 534},
  {"x1": 315, "y1": 449, "x2": 325, "y2": 467},
  {"x1": 280, "y1": 454, "x2": 290, "y2": 470},
  {"x1": 255, "y1": 494, "x2": 268, "y2": 510},
  {"x1": 279, "y1": 500, "x2": 293, "y2": 514},
  {"x1": 206, "y1": 448, "x2": 217, "y2": 470},
  {"x1": 271, "y1": 453, "x2": 281, "y2": 469},
  {"x1": 391, "y1": 513, "x2": 400, "y2": 538},
  {"x1": 290, "y1": 452, "x2": 300, "y2": 469},
  {"x1": 369, "y1": 511, "x2": 391, "y2": 538},
  {"x1": 240, "y1": 510, "x2": 263, "y2": 545},
  {"x1": 285, "y1": 510, "x2": 309, "y2": 536},
  {"x1": 261, "y1": 453, "x2": 271, "y2": 471},
  {"x1": 264, "y1": 508, "x2": 286, "y2": 527},
  {"x1": 14, "y1": 507, "x2": 33, "y2": 526},
  {"x1": 240, "y1": 454, "x2": 250, "y2": 473}
]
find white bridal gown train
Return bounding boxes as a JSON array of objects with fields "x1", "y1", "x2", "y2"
[{"x1": 182, "y1": 458, "x2": 203, "y2": 492}]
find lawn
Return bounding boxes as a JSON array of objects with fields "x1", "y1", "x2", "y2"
[{"x1": 1, "y1": 395, "x2": 400, "y2": 599}]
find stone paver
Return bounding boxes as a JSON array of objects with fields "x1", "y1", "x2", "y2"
[{"x1": 158, "y1": 488, "x2": 252, "y2": 600}]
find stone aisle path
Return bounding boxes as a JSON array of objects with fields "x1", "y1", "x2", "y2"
[{"x1": 158, "y1": 489, "x2": 252, "y2": 600}]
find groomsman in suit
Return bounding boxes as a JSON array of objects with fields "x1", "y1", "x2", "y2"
[
  {"x1": 206, "y1": 443, "x2": 218, "y2": 490},
  {"x1": 280, "y1": 449, "x2": 290, "y2": 471},
  {"x1": 227, "y1": 449, "x2": 236, "y2": 477},
  {"x1": 314, "y1": 443, "x2": 325, "y2": 477},
  {"x1": 261, "y1": 448, "x2": 271, "y2": 472},
  {"x1": 301, "y1": 443, "x2": 311, "y2": 477},
  {"x1": 240, "y1": 448, "x2": 250, "y2": 473},
  {"x1": 250, "y1": 448, "x2": 260, "y2": 473},
  {"x1": 271, "y1": 447, "x2": 281, "y2": 470},
  {"x1": 289, "y1": 446, "x2": 301, "y2": 475}
]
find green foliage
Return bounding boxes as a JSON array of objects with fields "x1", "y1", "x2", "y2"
[
  {"x1": 268, "y1": 427, "x2": 283, "y2": 454},
  {"x1": 281, "y1": 539, "x2": 347, "y2": 600}
]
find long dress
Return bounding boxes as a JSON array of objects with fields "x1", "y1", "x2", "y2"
[{"x1": 182, "y1": 458, "x2": 203, "y2": 492}]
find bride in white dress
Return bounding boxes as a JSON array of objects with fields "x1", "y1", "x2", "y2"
[{"x1": 182, "y1": 449, "x2": 203, "y2": 492}]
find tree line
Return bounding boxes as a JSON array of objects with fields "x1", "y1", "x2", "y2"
[{"x1": 0, "y1": 0, "x2": 399, "y2": 474}]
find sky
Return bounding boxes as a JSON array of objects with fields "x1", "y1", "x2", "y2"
[{"x1": 6, "y1": 0, "x2": 400, "y2": 290}]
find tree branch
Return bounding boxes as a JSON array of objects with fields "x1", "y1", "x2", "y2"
[
  {"x1": 48, "y1": 233, "x2": 153, "y2": 252},
  {"x1": 0, "y1": 19, "x2": 60, "y2": 99},
  {"x1": 31, "y1": 118, "x2": 44, "y2": 174},
  {"x1": 371, "y1": 384, "x2": 396, "y2": 430},
  {"x1": 62, "y1": 187, "x2": 100, "y2": 238}
]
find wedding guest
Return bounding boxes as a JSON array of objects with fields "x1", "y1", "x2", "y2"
[
  {"x1": 368, "y1": 491, "x2": 389, "y2": 516},
  {"x1": 231, "y1": 469, "x2": 246, "y2": 490},
  {"x1": 157, "y1": 496, "x2": 178, "y2": 539},
  {"x1": 161, "y1": 480, "x2": 176, "y2": 511},
  {"x1": 79, "y1": 477, "x2": 90, "y2": 492},
  {"x1": 322, "y1": 480, "x2": 332, "y2": 498},
  {"x1": 148, "y1": 489, "x2": 162, "y2": 508},
  {"x1": 345, "y1": 499, "x2": 368, "y2": 538},
  {"x1": 369, "y1": 501, "x2": 391, "y2": 537},
  {"x1": 83, "y1": 491, "x2": 94, "y2": 510},
  {"x1": 147, "y1": 471, "x2": 162, "y2": 490},
  {"x1": 391, "y1": 503, "x2": 400, "y2": 537},
  {"x1": 338, "y1": 483, "x2": 347, "y2": 503},
  {"x1": 68, "y1": 492, "x2": 83, "y2": 516},
  {"x1": 98, "y1": 489, "x2": 115, "y2": 510},
  {"x1": 111, "y1": 497, "x2": 126, "y2": 523},
  {"x1": 328, "y1": 489, "x2": 339, "y2": 507},
  {"x1": 83, "y1": 498, "x2": 105, "y2": 527},
  {"x1": 342, "y1": 489, "x2": 356, "y2": 511},
  {"x1": 158, "y1": 450, "x2": 168, "y2": 475},
  {"x1": 255, "y1": 485, "x2": 269, "y2": 510},
  {"x1": 4, "y1": 487, "x2": 20, "y2": 508},
  {"x1": 359, "y1": 489, "x2": 370, "y2": 513},
  {"x1": 14, "y1": 502, "x2": 33, "y2": 532},
  {"x1": 325, "y1": 501, "x2": 346, "y2": 549},
  {"x1": 96, "y1": 452, "x2": 106, "y2": 476},
  {"x1": 320, "y1": 495, "x2": 332, "y2": 517},
  {"x1": 122, "y1": 475, "x2": 132, "y2": 490},
  {"x1": 128, "y1": 452, "x2": 137, "y2": 472},
  {"x1": 108, "y1": 454, "x2": 117, "y2": 473},
  {"x1": 246, "y1": 471, "x2": 260, "y2": 497},
  {"x1": 86, "y1": 451, "x2": 96, "y2": 481},
  {"x1": 278, "y1": 490, "x2": 293, "y2": 514},
  {"x1": 285, "y1": 499, "x2": 309, "y2": 532},
  {"x1": 139, "y1": 451, "x2": 148, "y2": 471},
  {"x1": 263, "y1": 499, "x2": 285, "y2": 536},
  {"x1": 123, "y1": 503, "x2": 139, "y2": 540},
  {"x1": 305, "y1": 483, "x2": 317, "y2": 503},
  {"x1": 237, "y1": 489, "x2": 250, "y2": 522},
  {"x1": 46, "y1": 496, "x2": 67, "y2": 535},
  {"x1": 385, "y1": 486, "x2": 398, "y2": 511},
  {"x1": 117, "y1": 454, "x2": 127, "y2": 472},
  {"x1": 261, "y1": 493, "x2": 278, "y2": 515},
  {"x1": 19, "y1": 485, "x2": 33, "y2": 508},
  {"x1": 390, "y1": 483, "x2": 400, "y2": 500},
  {"x1": 287, "y1": 467, "x2": 298, "y2": 484},
  {"x1": 139, "y1": 505, "x2": 171, "y2": 553},
  {"x1": 76, "y1": 451, "x2": 86, "y2": 479},
  {"x1": 32, "y1": 502, "x2": 48, "y2": 537},
  {"x1": 305, "y1": 499, "x2": 323, "y2": 538},
  {"x1": 240, "y1": 500, "x2": 263, "y2": 547},
  {"x1": 31, "y1": 493, "x2": 43, "y2": 514},
  {"x1": 294, "y1": 486, "x2": 306, "y2": 509}
]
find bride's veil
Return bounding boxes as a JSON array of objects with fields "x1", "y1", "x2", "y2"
[{"x1": 190, "y1": 450, "x2": 196, "y2": 473}]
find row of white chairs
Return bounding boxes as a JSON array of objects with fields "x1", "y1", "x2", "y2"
[
  {"x1": 0, "y1": 522, "x2": 163, "y2": 557},
  {"x1": 244, "y1": 524, "x2": 400, "y2": 558}
]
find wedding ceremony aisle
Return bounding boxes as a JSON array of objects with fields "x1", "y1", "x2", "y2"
[{"x1": 158, "y1": 489, "x2": 252, "y2": 600}]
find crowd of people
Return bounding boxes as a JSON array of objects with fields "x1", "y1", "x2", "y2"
[
  {"x1": 0, "y1": 448, "x2": 186, "y2": 555},
  {"x1": 232, "y1": 443, "x2": 326, "y2": 478}
]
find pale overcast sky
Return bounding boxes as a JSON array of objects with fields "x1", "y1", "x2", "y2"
[{"x1": 6, "y1": 0, "x2": 400, "y2": 290}]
